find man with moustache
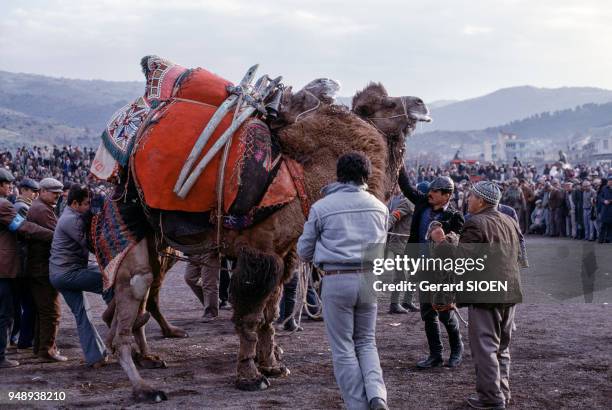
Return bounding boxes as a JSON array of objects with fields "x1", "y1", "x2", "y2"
[
  {"x1": 398, "y1": 168, "x2": 465, "y2": 369},
  {"x1": 0, "y1": 169, "x2": 53, "y2": 368},
  {"x1": 430, "y1": 181, "x2": 523, "y2": 410},
  {"x1": 10, "y1": 177, "x2": 40, "y2": 349},
  {"x1": 26, "y1": 178, "x2": 67, "y2": 362}
]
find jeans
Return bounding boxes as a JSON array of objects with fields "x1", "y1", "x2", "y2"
[
  {"x1": 583, "y1": 209, "x2": 593, "y2": 240},
  {"x1": 50, "y1": 263, "x2": 111, "y2": 365},
  {"x1": 322, "y1": 273, "x2": 386, "y2": 410},
  {"x1": 0, "y1": 279, "x2": 15, "y2": 361}
]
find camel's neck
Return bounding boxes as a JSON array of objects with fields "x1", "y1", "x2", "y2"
[{"x1": 384, "y1": 134, "x2": 405, "y2": 201}]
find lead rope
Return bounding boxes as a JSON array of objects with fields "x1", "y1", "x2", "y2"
[{"x1": 277, "y1": 262, "x2": 323, "y2": 337}]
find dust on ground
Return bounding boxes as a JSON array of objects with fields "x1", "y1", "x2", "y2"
[{"x1": 1, "y1": 237, "x2": 611, "y2": 409}]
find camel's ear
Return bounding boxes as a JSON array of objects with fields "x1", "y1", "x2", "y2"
[
  {"x1": 353, "y1": 101, "x2": 375, "y2": 117},
  {"x1": 302, "y1": 78, "x2": 341, "y2": 104}
]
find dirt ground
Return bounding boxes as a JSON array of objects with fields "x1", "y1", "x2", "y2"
[{"x1": 1, "y1": 237, "x2": 611, "y2": 409}]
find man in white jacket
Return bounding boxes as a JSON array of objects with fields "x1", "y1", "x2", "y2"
[{"x1": 297, "y1": 152, "x2": 388, "y2": 410}]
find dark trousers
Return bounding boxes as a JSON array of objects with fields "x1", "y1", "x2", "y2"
[
  {"x1": 279, "y1": 271, "x2": 298, "y2": 320},
  {"x1": 468, "y1": 305, "x2": 515, "y2": 405},
  {"x1": 31, "y1": 276, "x2": 61, "y2": 356},
  {"x1": 219, "y1": 262, "x2": 231, "y2": 303},
  {"x1": 599, "y1": 222, "x2": 612, "y2": 243},
  {"x1": 551, "y1": 208, "x2": 565, "y2": 237},
  {"x1": 0, "y1": 278, "x2": 15, "y2": 361},
  {"x1": 12, "y1": 278, "x2": 36, "y2": 349},
  {"x1": 420, "y1": 302, "x2": 462, "y2": 357}
]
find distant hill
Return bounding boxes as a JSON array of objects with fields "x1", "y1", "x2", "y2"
[
  {"x1": 407, "y1": 101, "x2": 612, "y2": 156},
  {"x1": 2, "y1": 70, "x2": 612, "y2": 152},
  {"x1": 0, "y1": 107, "x2": 95, "y2": 149},
  {"x1": 423, "y1": 86, "x2": 612, "y2": 132},
  {"x1": 428, "y1": 99, "x2": 458, "y2": 109},
  {"x1": 0, "y1": 70, "x2": 143, "y2": 132}
]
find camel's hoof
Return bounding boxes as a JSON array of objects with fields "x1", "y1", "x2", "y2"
[
  {"x1": 235, "y1": 375, "x2": 270, "y2": 391},
  {"x1": 133, "y1": 387, "x2": 168, "y2": 403},
  {"x1": 259, "y1": 364, "x2": 290, "y2": 378},
  {"x1": 162, "y1": 327, "x2": 189, "y2": 338}
]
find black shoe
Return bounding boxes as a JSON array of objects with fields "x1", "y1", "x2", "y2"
[
  {"x1": 447, "y1": 340, "x2": 464, "y2": 368},
  {"x1": 219, "y1": 300, "x2": 232, "y2": 310},
  {"x1": 389, "y1": 303, "x2": 408, "y2": 314},
  {"x1": 447, "y1": 353, "x2": 462, "y2": 368},
  {"x1": 466, "y1": 396, "x2": 505, "y2": 409},
  {"x1": 416, "y1": 355, "x2": 443, "y2": 369},
  {"x1": 401, "y1": 302, "x2": 420, "y2": 312},
  {"x1": 369, "y1": 397, "x2": 388, "y2": 410}
]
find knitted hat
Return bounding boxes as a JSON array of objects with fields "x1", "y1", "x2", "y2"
[{"x1": 471, "y1": 181, "x2": 501, "y2": 206}]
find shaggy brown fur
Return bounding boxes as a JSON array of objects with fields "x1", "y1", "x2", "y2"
[
  {"x1": 104, "y1": 77, "x2": 430, "y2": 402},
  {"x1": 277, "y1": 104, "x2": 388, "y2": 201}
]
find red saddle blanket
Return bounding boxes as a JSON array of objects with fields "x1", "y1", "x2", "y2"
[{"x1": 132, "y1": 68, "x2": 297, "y2": 215}]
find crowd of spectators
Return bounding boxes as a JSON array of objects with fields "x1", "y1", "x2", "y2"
[
  {"x1": 1, "y1": 145, "x2": 107, "y2": 213},
  {"x1": 2, "y1": 145, "x2": 611, "y2": 242},
  {"x1": 405, "y1": 158, "x2": 612, "y2": 243},
  {"x1": 0, "y1": 145, "x2": 95, "y2": 187}
]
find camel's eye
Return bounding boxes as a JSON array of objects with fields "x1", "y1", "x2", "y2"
[
  {"x1": 415, "y1": 98, "x2": 424, "y2": 106},
  {"x1": 383, "y1": 100, "x2": 397, "y2": 109}
]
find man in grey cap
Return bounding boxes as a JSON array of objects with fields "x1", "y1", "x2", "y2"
[
  {"x1": 430, "y1": 181, "x2": 523, "y2": 410},
  {"x1": 26, "y1": 178, "x2": 67, "y2": 362},
  {"x1": 14, "y1": 178, "x2": 40, "y2": 217},
  {"x1": 0, "y1": 168, "x2": 53, "y2": 368},
  {"x1": 10, "y1": 177, "x2": 40, "y2": 348},
  {"x1": 398, "y1": 169, "x2": 465, "y2": 369}
]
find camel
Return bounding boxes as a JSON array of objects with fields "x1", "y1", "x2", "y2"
[{"x1": 96, "y1": 75, "x2": 430, "y2": 402}]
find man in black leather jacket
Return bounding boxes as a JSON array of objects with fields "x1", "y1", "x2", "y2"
[{"x1": 398, "y1": 167, "x2": 465, "y2": 369}]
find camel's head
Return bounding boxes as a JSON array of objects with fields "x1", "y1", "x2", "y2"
[
  {"x1": 271, "y1": 78, "x2": 342, "y2": 129},
  {"x1": 351, "y1": 83, "x2": 431, "y2": 140}
]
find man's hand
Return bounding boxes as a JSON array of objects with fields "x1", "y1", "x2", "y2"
[{"x1": 430, "y1": 227, "x2": 446, "y2": 243}]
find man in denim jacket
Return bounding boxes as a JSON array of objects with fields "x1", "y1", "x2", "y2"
[{"x1": 298, "y1": 152, "x2": 389, "y2": 410}]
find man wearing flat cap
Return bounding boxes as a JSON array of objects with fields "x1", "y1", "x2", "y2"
[
  {"x1": 26, "y1": 178, "x2": 67, "y2": 362},
  {"x1": 430, "y1": 181, "x2": 523, "y2": 410},
  {"x1": 0, "y1": 168, "x2": 53, "y2": 368},
  {"x1": 10, "y1": 177, "x2": 40, "y2": 349},
  {"x1": 398, "y1": 169, "x2": 465, "y2": 369}
]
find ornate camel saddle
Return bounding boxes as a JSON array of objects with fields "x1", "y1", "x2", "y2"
[{"x1": 92, "y1": 56, "x2": 308, "y2": 232}]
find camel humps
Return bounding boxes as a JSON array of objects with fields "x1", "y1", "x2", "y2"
[{"x1": 92, "y1": 60, "x2": 431, "y2": 402}]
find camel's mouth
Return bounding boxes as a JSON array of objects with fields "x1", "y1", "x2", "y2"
[{"x1": 409, "y1": 111, "x2": 432, "y2": 123}]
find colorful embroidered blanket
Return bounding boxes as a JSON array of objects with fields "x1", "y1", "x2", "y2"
[
  {"x1": 91, "y1": 181, "x2": 148, "y2": 290},
  {"x1": 92, "y1": 56, "x2": 188, "y2": 178}
]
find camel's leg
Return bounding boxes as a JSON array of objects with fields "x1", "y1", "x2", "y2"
[
  {"x1": 146, "y1": 242, "x2": 188, "y2": 338},
  {"x1": 256, "y1": 249, "x2": 294, "y2": 377},
  {"x1": 256, "y1": 284, "x2": 289, "y2": 378},
  {"x1": 132, "y1": 301, "x2": 167, "y2": 370},
  {"x1": 230, "y1": 249, "x2": 283, "y2": 391},
  {"x1": 114, "y1": 240, "x2": 168, "y2": 402}
]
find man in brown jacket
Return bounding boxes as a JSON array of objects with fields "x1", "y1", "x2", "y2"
[
  {"x1": 0, "y1": 168, "x2": 54, "y2": 368},
  {"x1": 26, "y1": 178, "x2": 67, "y2": 362},
  {"x1": 431, "y1": 181, "x2": 523, "y2": 410}
]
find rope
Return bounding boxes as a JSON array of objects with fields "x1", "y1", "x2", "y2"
[
  {"x1": 277, "y1": 262, "x2": 323, "y2": 337},
  {"x1": 454, "y1": 307, "x2": 469, "y2": 327},
  {"x1": 294, "y1": 90, "x2": 321, "y2": 123}
]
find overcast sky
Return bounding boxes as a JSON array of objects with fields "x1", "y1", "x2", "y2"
[{"x1": 1, "y1": 0, "x2": 611, "y2": 102}]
